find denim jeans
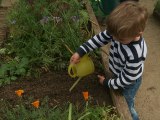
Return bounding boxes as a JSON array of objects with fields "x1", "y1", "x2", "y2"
[{"x1": 122, "y1": 77, "x2": 142, "y2": 120}]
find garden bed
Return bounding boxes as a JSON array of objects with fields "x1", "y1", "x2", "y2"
[
  {"x1": 0, "y1": 69, "x2": 112, "y2": 107},
  {"x1": 0, "y1": 2, "x2": 112, "y2": 106},
  {"x1": 0, "y1": 0, "x2": 113, "y2": 112},
  {"x1": 0, "y1": 0, "x2": 132, "y2": 119}
]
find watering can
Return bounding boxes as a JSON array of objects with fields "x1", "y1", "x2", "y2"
[
  {"x1": 68, "y1": 54, "x2": 95, "y2": 92},
  {"x1": 68, "y1": 54, "x2": 95, "y2": 78},
  {"x1": 64, "y1": 43, "x2": 95, "y2": 91}
]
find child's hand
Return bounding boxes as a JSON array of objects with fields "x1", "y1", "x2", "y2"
[
  {"x1": 97, "y1": 75, "x2": 105, "y2": 85},
  {"x1": 70, "y1": 52, "x2": 80, "y2": 64}
]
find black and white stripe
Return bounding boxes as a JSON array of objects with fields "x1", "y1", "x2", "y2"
[{"x1": 77, "y1": 30, "x2": 147, "y2": 89}]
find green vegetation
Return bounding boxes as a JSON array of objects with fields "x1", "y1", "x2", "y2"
[
  {"x1": 0, "y1": 0, "x2": 91, "y2": 85},
  {"x1": 0, "y1": 97, "x2": 120, "y2": 120},
  {"x1": 154, "y1": 0, "x2": 160, "y2": 12},
  {"x1": 89, "y1": 0, "x2": 106, "y2": 17}
]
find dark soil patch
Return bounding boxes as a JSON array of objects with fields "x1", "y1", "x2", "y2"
[{"x1": 0, "y1": 70, "x2": 113, "y2": 107}]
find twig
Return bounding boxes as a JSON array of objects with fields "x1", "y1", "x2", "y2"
[
  {"x1": 100, "y1": 48, "x2": 109, "y2": 56},
  {"x1": 89, "y1": 19, "x2": 98, "y2": 26},
  {"x1": 61, "y1": 39, "x2": 74, "y2": 54},
  {"x1": 64, "y1": 44, "x2": 74, "y2": 54}
]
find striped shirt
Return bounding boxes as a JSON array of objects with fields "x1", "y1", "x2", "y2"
[{"x1": 77, "y1": 30, "x2": 147, "y2": 89}]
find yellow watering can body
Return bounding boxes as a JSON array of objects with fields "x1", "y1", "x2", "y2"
[{"x1": 68, "y1": 55, "x2": 95, "y2": 78}]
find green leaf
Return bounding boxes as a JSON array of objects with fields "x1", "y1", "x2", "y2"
[
  {"x1": 10, "y1": 76, "x2": 17, "y2": 80},
  {"x1": 68, "y1": 103, "x2": 72, "y2": 120},
  {"x1": 0, "y1": 64, "x2": 8, "y2": 77},
  {"x1": 78, "y1": 112, "x2": 91, "y2": 120},
  {"x1": 0, "y1": 48, "x2": 6, "y2": 54}
]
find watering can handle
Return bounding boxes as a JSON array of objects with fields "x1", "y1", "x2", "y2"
[{"x1": 68, "y1": 64, "x2": 77, "y2": 78}]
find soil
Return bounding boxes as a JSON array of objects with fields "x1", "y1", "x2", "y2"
[{"x1": 0, "y1": 67, "x2": 113, "y2": 108}]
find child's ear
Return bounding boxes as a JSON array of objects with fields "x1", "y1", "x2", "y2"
[
  {"x1": 138, "y1": 32, "x2": 143, "y2": 36},
  {"x1": 136, "y1": 32, "x2": 143, "y2": 37}
]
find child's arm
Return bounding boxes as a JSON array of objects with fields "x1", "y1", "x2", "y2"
[
  {"x1": 76, "y1": 30, "x2": 112, "y2": 57},
  {"x1": 103, "y1": 40, "x2": 147, "y2": 89},
  {"x1": 105, "y1": 61, "x2": 144, "y2": 89}
]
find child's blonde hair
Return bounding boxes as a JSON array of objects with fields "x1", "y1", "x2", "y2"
[{"x1": 106, "y1": 1, "x2": 148, "y2": 40}]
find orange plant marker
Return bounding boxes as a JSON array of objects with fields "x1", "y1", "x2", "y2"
[
  {"x1": 15, "y1": 90, "x2": 24, "y2": 97},
  {"x1": 31, "y1": 100, "x2": 40, "y2": 108},
  {"x1": 82, "y1": 91, "x2": 89, "y2": 101}
]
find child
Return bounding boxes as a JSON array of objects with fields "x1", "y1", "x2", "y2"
[{"x1": 70, "y1": 1, "x2": 148, "y2": 120}]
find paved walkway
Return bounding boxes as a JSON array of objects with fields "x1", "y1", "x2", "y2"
[{"x1": 136, "y1": 0, "x2": 160, "y2": 120}]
